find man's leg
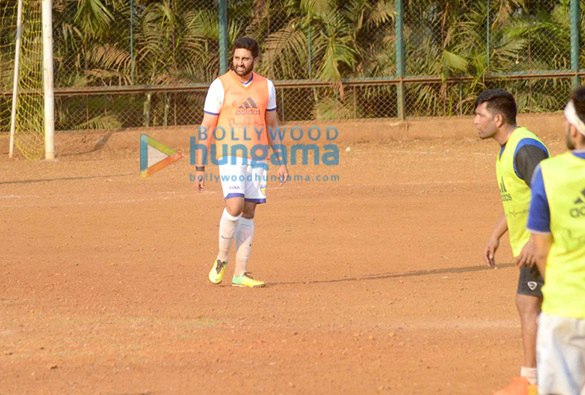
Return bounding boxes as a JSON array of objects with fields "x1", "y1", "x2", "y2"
[
  {"x1": 234, "y1": 201, "x2": 256, "y2": 276},
  {"x1": 517, "y1": 264, "x2": 544, "y2": 387},
  {"x1": 208, "y1": 197, "x2": 244, "y2": 284},
  {"x1": 218, "y1": 197, "x2": 245, "y2": 261},
  {"x1": 517, "y1": 293, "x2": 542, "y2": 380},
  {"x1": 231, "y1": 163, "x2": 266, "y2": 288},
  {"x1": 209, "y1": 159, "x2": 246, "y2": 284},
  {"x1": 232, "y1": 201, "x2": 264, "y2": 287},
  {"x1": 494, "y1": 267, "x2": 542, "y2": 394}
]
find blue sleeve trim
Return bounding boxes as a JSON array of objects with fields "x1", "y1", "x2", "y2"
[
  {"x1": 245, "y1": 198, "x2": 266, "y2": 204},
  {"x1": 266, "y1": 107, "x2": 277, "y2": 111},
  {"x1": 204, "y1": 110, "x2": 219, "y2": 115},
  {"x1": 513, "y1": 138, "x2": 549, "y2": 178},
  {"x1": 527, "y1": 165, "x2": 551, "y2": 233},
  {"x1": 225, "y1": 193, "x2": 245, "y2": 199},
  {"x1": 499, "y1": 144, "x2": 506, "y2": 160}
]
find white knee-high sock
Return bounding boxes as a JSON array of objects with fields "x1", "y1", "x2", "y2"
[
  {"x1": 234, "y1": 217, "x2": 254, "y2": 276},
  {"x1": 217, "y1": 208, "x2": 241, "y2": 262}
]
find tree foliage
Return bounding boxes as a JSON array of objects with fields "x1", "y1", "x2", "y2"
[{"x1": 2, "y1": 0, "x2": 579, "y2": 128}]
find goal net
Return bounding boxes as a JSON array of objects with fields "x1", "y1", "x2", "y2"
[{"x1": 1, "y1": 0, "x2": 45, "y2": 160}]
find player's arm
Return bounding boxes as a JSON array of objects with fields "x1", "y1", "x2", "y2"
[
  {"x1": 514, "y1": 234, "x2": 537, "y2": 267},
  {"x1": 197, "y1": 112, "x2": 218, "y2": 165},
  {"x1": 484, "y1": 213, "x2": 508, "y2": 268},
  {"x1": 195, "y1": 113, "x2": 218, "y2": 192},
  {"x1": 512, "y1": 142, "x2": 549, "y2": 266},
  {"x1": 195, "y1": 79, "x2": 222, "y2": 192},
  {"x1": 532, "y1": 233, "x2": 552, "y2": 277},
  {"x1": 265, "y1": 106, "x2": 289, "y2": 185},
  {"x1": 526, "y1": 164, "x2": 551, "y2": 276}
]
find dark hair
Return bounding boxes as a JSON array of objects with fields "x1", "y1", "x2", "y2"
[
  {"x1": 234, "y1": 37, "x2": 259, "y2": 58},
  {"x1": 571, "y1": 86, "x2": 585, "y2": 143},
  {"x1": 475, "y1": 89, "x2": 517, "y2": 125}
]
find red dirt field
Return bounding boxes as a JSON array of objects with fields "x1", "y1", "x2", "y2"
[{"x1": 0, "y1": 119, "x2": 568, "y2": 394}]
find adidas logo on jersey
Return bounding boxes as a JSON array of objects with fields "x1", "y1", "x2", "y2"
[
  {"x1": 499, "y1": 177, "x2": 507, "y2": 193},
  {"x1": 499, "y1": 177, "x2": 512, "y2": 202},
  {"x1": 236, "y1": 97, "x2": 261, "y2": 115},
  {"x1": 570, "y1": 188, "x2": 585, "y2": 217},
  {"x1": 573, "y1": 188, "x2": 585, "y2": 204}
]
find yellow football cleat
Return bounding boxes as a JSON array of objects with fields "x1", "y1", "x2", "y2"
[
  {"x1": 208, "y1": 259, "x2": 227, "y2": 284},
  {"x1": 232, "y1": 272, "x2": 265, "y2": 288},
  {"x1": 493, "y1": 377, "x2": 537, "y2": 395}
]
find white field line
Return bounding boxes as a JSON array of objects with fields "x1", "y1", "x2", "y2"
[
  {"x1": 0, "y1": 179, "x2": 485, "y2": 208},
  {"x1": 398, "y1": 319, "x2": 517, "y2": 329},
  {"x1": 0, "y1": 192, "x2": 214, "y2": 208}
]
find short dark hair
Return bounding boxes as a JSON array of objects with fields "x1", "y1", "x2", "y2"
[
  {"x1": 475, "y1": 89, "x2": 517, "y2": 125},
  {"x1": 234, "y1": 37, "x2": 259, "y2": 58}
]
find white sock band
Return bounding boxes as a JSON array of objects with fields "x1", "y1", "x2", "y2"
[
  {"x1": 520, "y1": 366, "x2": 537, "y2": 385},
  {"x1": 234, "y1": 217, "x2": 254, "y2": 276}
]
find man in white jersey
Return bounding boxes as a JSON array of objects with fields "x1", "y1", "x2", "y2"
[{"x1": 195, "y1": 37, "x2": 288, "y2": 288}]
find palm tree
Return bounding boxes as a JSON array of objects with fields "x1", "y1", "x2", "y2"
[{"x1": 45, "y1": 0, "x2": 578, "y2": 126}]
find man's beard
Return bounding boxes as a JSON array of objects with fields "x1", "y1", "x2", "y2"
[
  {"x1": 566, "y1": 126, "x2": 576, "y2": 150},
  {"x1": 234, "y1": 63, "x2": 253, "y2": 76}
]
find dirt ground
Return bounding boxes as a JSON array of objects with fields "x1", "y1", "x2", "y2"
[{"x1": 0, "y1": 117, "x2": 569, "y2": 394}]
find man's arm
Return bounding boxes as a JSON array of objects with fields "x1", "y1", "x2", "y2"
[
  {"x1": 532, "y1": 233, "x2": 553, "y2": 277},
  {"x1": 512, "y1": 141, "x2": 548, "y2": 266},
  {"x1": 195, "y1": 113, "x2": 218, "y2": 192},
  {"x1": 265, "y1": 110, "x2": 289, "y2": 185},
  {"x1": 514, "y1": 234, "x2": 537, "y2": 267},
  {"x1": 484, "y1": 213, "x2": 508, "y2": 267},
  {"x1": 526, "y1": 164, "x2": 551, "y2": 275},
  {"x1": 195, "y1": 78, "x2": 223, "y2": 192}
]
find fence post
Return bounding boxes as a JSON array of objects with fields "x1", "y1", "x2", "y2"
[
  {"x1": 308, "y1": 20, "x2": 312, "y2": 79},
  {"x1": 218, "y1": 0, "x2": 228, "y2": 74},
  {"x1": 395, "y1": 0, "x2": 405, "y2": 120},
  {"x1": 280, "y1": 90, "x2": 285, "y2": 122},
  {"x1": 571, "y1": 0, "x2": 580, "y2": 88},
  {"x1": 486, "y1": 0, "x2": 490, "y2": 70},
  {"x1": 130, "y1": 0, "x2": 134, "y2": 84}
]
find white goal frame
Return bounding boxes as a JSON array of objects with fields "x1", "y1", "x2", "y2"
[{"x1": 8, "y1": 0, "x2": 55, "y2": 160}]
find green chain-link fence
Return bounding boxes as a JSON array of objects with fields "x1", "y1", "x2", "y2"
[
  {"x1": 1, "y1": 0, "x2": 584, "y2": 133},
  {"x1": 401, "y1": 0, "x2": 577, "y2": 117}
]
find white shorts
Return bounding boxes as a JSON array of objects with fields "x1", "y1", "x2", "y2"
[
  {"x1": 537, "y1": 312, "x2": 585, "y2": 395},
  {"x1": 218, "y1": 157, "x2": 267, "y2": 203}
]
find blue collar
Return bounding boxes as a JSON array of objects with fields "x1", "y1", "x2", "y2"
[{"x1": 240, "y1": 73, "x2": 253, "y2": 86}]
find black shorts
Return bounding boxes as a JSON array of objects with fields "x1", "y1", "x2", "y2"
[{"x1": 517, "y1": 264, "x2": 544, "y2": 297}]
